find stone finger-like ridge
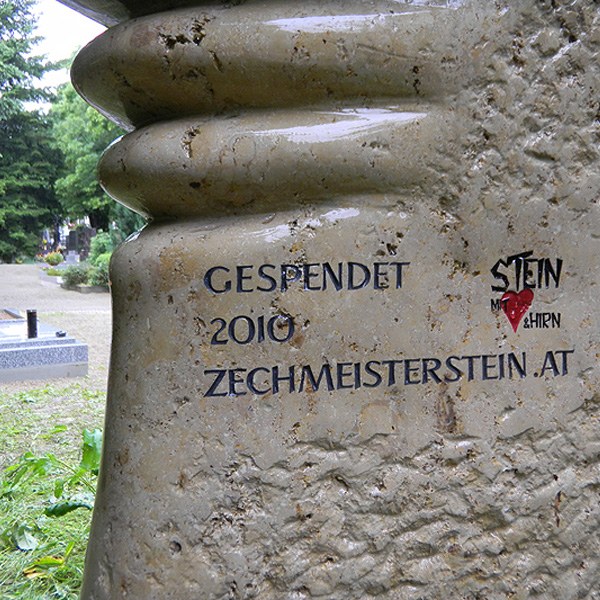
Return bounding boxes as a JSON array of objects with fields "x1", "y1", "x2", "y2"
[
  {"x1": 72, "y1": 0, "x2": 467, "y2": 219},
  {"x1": 98, "y1": 107, "x2": 449, "y2": 218},
  {"x1": 60, "y1": 0, "x2": 460, "y2": 27},
  {"x1": 72, "y1": 0, "x2": 463, "y2": 129}
]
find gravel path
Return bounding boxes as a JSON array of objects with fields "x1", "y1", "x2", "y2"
[{"x1": 0, "y1": 265, "x2": 112, "y2": 392}]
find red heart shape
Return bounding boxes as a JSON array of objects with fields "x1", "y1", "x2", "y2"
[{"x1": 501, "y1": 289, "x2": 534, "y2": 332}]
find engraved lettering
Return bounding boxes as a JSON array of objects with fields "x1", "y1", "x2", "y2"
[
  {"x1": 248, "y1": 367, "x2": 270, "y2": 395},
  {"x1": 272, "y1": 366, "x2": 295, "y2": 393},
  {"x1": 210, "y1": 318, "x2": 227, "y2": 345},
  {"x1": 299, "y1": 363, "x2": 334, "y2": 392},
  {"x1": 336, "y1": 362, "x2": 355, "y2": 389},
  {"x1": 202, "y1": 261, "x2": 411, "y2": 294},
  {"x1": 228, "y1": 368, "x2": 247, "y2": 396},
  {"x1": 302, "y1": 263, "x2": 320, "y2": 290},
  {"x1": 210, "y1": 314, "x2": 295, "y2": 345},
  {"x1": 204, "y1": 369, "x2": 227, "y2": 397},
  {"x1": 204, "y1": 266, "x2": 231, "y2": 293},
  {"x1": 390, "y1": 262, "x2": 410, "y2": 288},
  {"x1": 281, "y1": 264, "x2": 302, "y2": 291},
  {"x1": 404, "y1": 358, "x2": 421, "y2": 385},
  {"x1": 421, "y1": 358, "x2": 442, "y2": 384},
  {"x1": 201, "y1": 350, "x2": 567, "y2": 398},
  {"x1": 363, "y1": 360, "x2": 383, "y2": 388},
  {"x1": 236, "y1": 265, "x2": 253, "y2": 293},
  {"x1": 257, "y1": 264, "x2": 277, "y2": 292},
  {"x1": 348, "y1": 262, "x2": 370, "y2": 289},
  {"x1": 322, "y1": 262, "x2": 343, "y2": 291},
  {"x1": 508, "y1": 352, "x2": 527, "y2": 378},
  {"x1": 444, "y1": 356, "x2": 463, "y2": 382}
]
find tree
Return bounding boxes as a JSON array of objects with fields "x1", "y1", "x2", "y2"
[
  {"x1": 0, "y1": 0, "x2": 47, "y2": 120},
  {"x1": 0, "y1": 1, "x2": 143, "y2": 262},
  {"x1": 0, "y1": 111, "x2": 62, "y2": 261},
  {"x1": 0, "y1": 0, "x2": 61, "y2": 262},
  {"x1": 50, "y1": 82, "x2": 145, "y2": 234}
]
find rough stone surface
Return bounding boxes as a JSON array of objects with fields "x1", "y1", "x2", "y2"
[{"x1": 70, "y1": 1, "x2": 600, "y2": 598}]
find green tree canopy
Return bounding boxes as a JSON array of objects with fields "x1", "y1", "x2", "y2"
[
  {"x1": 0, "y1": 1, "x2": 143, "y2": 262},
  {"x1": 0, "y1": 0, "x2": 48, "y2": 120},
  {"x1": 0, "y1": 0, "x2": 61, "y2": 262},
  {"x1": 50, "y1": 82, "x2": 145, "y2": 234},
  {"x1": 0, "y1": 111, "x2": 62, "y2": 261}
]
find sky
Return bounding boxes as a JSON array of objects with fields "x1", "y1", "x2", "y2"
[{"x1": 31, "y1": 0, "x2": 106, "y2": 88}]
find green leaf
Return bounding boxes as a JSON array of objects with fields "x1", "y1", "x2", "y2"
[
  {"x1": 1, "y1": 452, "x2": 56, "y2": 496},
  {"x1": 54, "y1": 478, "x2": 65, "y2": 499},
  {"x1": 80, "y1": 428, "x2": 102, "y2": 473},
  {"x1": 23, "y1": 555, "x2": 64, "y2": 579},
  {"x1": 13, "y1": 524, "x2": 38, "y2": 551},
  {"x1": 0, "y1": 528, "x2": 13, "y2": 549},
  {"x1": 64, "y1": 540, "x2": 75, "y2": 561},
  {"x1": 27, "y1": 555, "x2": 65, "y2": 568},
  {"x1": 45, "y1": 500, "x2": 93, "y2": 517},
  {"x1": 32, "y1": 454, "x2": 57, "y2": 475},
  {"x1": 48, "y1": 424, "x2": 68, "y2": 436}
]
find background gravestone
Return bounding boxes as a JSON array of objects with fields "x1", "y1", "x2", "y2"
[
  {"x1": 65, "y1": 230, "x2": 80, "y2": 264},
  {"x1": 62, "y1": 0, "x2": 599, "y2": 598}
]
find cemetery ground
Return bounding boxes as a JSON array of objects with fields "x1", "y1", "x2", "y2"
[{"x1": 0, "y1": 264, "x2": 111, "y2": 599}]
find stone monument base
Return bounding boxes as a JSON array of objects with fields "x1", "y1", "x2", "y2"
[{"x1": 0, "y1": 311, "x2": 88, "y2": 382}]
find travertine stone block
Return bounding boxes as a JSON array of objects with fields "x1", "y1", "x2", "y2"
[{"x1": 65, "y1": 0, "x2": 599, "y2": 598}]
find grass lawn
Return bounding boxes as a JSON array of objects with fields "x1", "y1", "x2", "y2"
[{"x1": 0, "y1": 383, "x2": 105, "y2": 599}]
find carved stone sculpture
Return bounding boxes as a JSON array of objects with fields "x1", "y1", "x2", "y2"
[{"x1": 64, "y1": 0, "x2": 599, "y2": 597}]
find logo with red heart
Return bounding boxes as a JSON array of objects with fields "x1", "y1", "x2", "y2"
[{"x1": 500, "y1": 289, "x2": 534, "y2": 332}]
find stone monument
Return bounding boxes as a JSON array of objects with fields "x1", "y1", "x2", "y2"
[
  {"x1": 0, "y1": 309, "x2": 88, "y2": 382},
  {"x1": 62, "y1": 0, "x2": 599, "y2": 597}
]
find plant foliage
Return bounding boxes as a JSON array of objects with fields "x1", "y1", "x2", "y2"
[
  {"x1": 61, "y1": 264, "x2": 90, "y2": 287},
  {"x1": 50, "y1": 84, "x2": 118, "y2": 231},
  {"x1": 0, "y1": 426, "x2": 102, "y2": 598},
  {"x1": 50, "y1": 84, "x2": 146, "y2": 236},
  {"x1": 0, "y1": 0, "x2": 48, "y2": 120},
  {"x1": 44, "y1": 251, "x2": 64, "y2": 266},
  {"x1": 0, "y1": 0, "x2": 61, "y2": 263},
  {"x1": 88, "y1": 232, "x2": 113, "y2": 264},
  {"x1": 88, "y1": 253, "x2": 110, "y2": 287}
]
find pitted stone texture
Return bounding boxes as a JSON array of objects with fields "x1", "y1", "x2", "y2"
[
  {"x1": 98, "y1": 109, "x2": 445, "y2": 218},
  {"x1": 72, "y1": 1, "x2": 462, "y2": 129},
  {"x1": 74, "y1": 0, "x2": 600, "y2": 598},
  {"x1": 84, "y1": 202, "x2": 598, "y2": 599}
]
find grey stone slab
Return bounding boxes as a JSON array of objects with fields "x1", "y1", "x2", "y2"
[
  {"x1": 0, "y1": 312, "x2": 89, "y2": 382},
  {"x1": 0, "y1": 337, "x2": 79, "y2": 350},
  {"x1": 65, "y1": 251, "x2": 80, "y2": 264},
  {"x1": 0, "y1": 319, "x2": 64, "y2": 341},
  {"x1": 0, "y1": 362, "x2": 88, "y2": 383},
  {"x1": 0, "y1": 342, "x2": 88, "y2": 370}
]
